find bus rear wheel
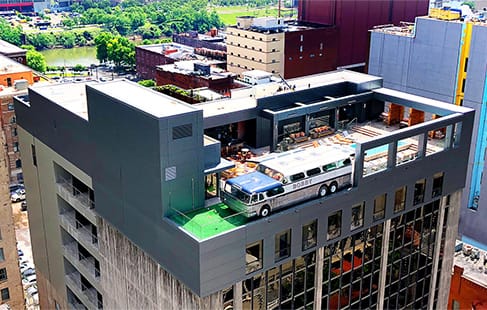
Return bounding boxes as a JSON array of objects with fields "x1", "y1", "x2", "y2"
[
  {"x1": 319, "y1": 185, "x2": 328, "y2": 197},
  {"x1": 330, "y1": 182, "x2": 338, "y2": 194},
  {"x1": 260, "y1": 206, "x2": 271, "y2": 217}
]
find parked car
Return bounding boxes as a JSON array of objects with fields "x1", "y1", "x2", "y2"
[
  {"x1": 11, "y1": 189, "x2": 25, "y2": 202},
  {"x1": 22, "y1": 267, "x2": 35, "y2": 278},
  {"x1": 17, "y1": 249, "x2": 24, "y2": 257},
  {"x1": 22, "y1": 274, "x2": 36, "y2": 286},
  {"x1": 9, "y1": 183, "x2": 24, "y2": 194},
  {"x1": 19, "y1": 262, "x2": 33, "y2": 274},
  {"x1": 21, "y1": 201, "x2": 27, "y2": 211}
]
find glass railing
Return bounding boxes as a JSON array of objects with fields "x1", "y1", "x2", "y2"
[
  {"x1": 63, "y1": 242, "x2": 100, "y2": 280},
  {"x1": 59, "y1": 211, "x2": 98, "y2": 248},
  {"x1": 57, "y1": 176, "x2": 95, "y2": 210}
]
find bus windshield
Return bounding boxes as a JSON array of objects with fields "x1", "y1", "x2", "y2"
[{"x1": 225, "y1": 185, "x2": 251, "y2": 204}]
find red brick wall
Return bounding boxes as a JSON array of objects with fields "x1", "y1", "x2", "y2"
[
  {"x1": 448, "y1": 265, "x2": 487, "y2": 309},
  {"x1": 135, "y1": 47, "x2": 175, "y2": 80},
  {"x1": 284, "y1": 27, "x2": 338, "y2": 79},
  {"x1": 155, "y1": 70, "x2": 233, "y2": 94}
]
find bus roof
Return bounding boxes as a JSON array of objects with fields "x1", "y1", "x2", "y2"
[
  {"x1": 258, "y1": 145, "x2": 354, "y2": 176},
  {"x1": 226, "y1": 171, "x2": 281, "y2": 194}
]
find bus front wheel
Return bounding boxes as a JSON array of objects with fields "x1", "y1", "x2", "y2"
[
  {"x1": 319, "y1": 185, "x2": 328, "y2": 197},
  {"x1": 330, "y1": 182, "x2": 338, "y2": 194},
  {"x1": 260, "y1": 205, "x2": 271, "y2": 217}
]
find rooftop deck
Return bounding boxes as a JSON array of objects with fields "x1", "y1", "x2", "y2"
[{"x1": 170, "y1": 116, "x2": 448, "y2": 240}]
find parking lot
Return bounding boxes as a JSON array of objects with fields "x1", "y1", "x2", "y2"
[{"x1": 12, "y1": 200, "x2": 39, "y2": 309}]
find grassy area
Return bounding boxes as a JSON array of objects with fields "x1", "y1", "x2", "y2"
[
  {"x1": 170, "y1": 203, "x2": 248, "y2": 240},
  {"x1": 214, "y1": 5, "x2": 297, "y2": 25}
]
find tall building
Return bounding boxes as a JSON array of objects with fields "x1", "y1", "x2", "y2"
[
  {"x1": 0, "y1": 129, "x2": 24, "y2": 309},
  {"x1": 298, "y1": 0, "x2": 429, "y2": 71},
  {"x1": 15, "y1": 71, "x2": 473, "y2": 309},
  {"x1": 368, "y1": 15, "x2": 487, "y2": 247}
]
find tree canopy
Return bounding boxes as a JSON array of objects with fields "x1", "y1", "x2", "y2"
[
  {"x1": 94, "y1": 32, "x2": 135, "y2": 67},
  {"x1": 26, "y1": 50, "x2": 47, "y2": 73}
]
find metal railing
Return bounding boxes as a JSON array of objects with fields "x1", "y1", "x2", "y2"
[
  {"x1": 59, "y1": 211, "x2": 99, "y2": 248},
  {"x1": 63, "y1": 242, "x2": 100, "y2": 280},
  {"x1": 65, "y1": 273, "x2": 100, "y2": 310},
  {"x1": 57, "y1": 176, "x2": 95, "y2": 210}
]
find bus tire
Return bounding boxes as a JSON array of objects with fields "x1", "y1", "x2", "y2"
[
  {"x1": 260, "y1": 205, "x2": 271, "y2": 217},
  {"x1": 330, "y1": 182, "x2": 338, "y2": 194},
  {"x1": 319, "y1": 185, "x2": 328, "y2": 197}
]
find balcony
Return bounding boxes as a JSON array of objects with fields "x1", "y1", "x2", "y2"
[
  {"x1": 65, "y1": 272, "x2": 101, "y2": 310},
  {"x1": 63, "y1": 242, "x2": 101, "y2": 290},
  {"x1": 56, "y1": 176, "x2": 96, "y2": 224},
  {"x1": 59, "y1": 211, "x2": 99, "y2": 257}
]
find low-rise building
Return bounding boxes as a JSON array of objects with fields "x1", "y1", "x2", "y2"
[
  {"x1": 0, "y1": 40, "x2": 26, "y2": 66},
  {"x1": 155, "y1": 60, "x2": 234, "y2": 94},
  {"x1": 226, "y1": 17, "x2": 337, "y2": 79}
]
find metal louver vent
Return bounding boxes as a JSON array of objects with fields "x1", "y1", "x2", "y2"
[
  {"x1": 165, "y1": 166, "x2": 176, "y2": 181},
  {"x1": 173, "y1": 124, "x2": 192, "y2": 140}
]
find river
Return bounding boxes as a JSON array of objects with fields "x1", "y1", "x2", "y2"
[{"x1": 40, "y1": 46, "x2": 98, "y2": 67}]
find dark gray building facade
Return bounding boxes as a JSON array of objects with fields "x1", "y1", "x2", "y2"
[{"x1": 15, "y1": 71, "x2": 474, "y2": 309}]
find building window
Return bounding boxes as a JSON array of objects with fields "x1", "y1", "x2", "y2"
[
  {"x1": 452, "y1": 300, "x2": 460, "y2": 310},
  {"x1": 275, "y1": 229, "x2": 291, "y2": 262},
  {"x1": 300, "y1": 34, "x2": 303, "y2": 42},
  {"x1": 373, "y1": 194, "x2": 386, "y2": 221},
  {"x1": 0, "y1": 248, "x2": 4, "y2": 261},
  {"x1": 15, "y1": 159, "x2": 21, "y2": 168},
  {"x1": 432, "y1": 172, "x2": 444, "y2": 198},
  {"x1": 351, "y1": 203, "x2": 364, "y2": 230},
  {"x1": 0, "y1": 268, "x2": 7, "y2": 281},
  {"x1": 272, "y1": 38, "x2": 276, "y2": 41},
  {"x1": 13, "y1": 142, "x2": 19, "y2": 152},
  {"x1": 327, "y1": 210, "x2": 342, "y2": 240},
  {"x1": 31, "y1": 144, "x2": 37, "y2": 166},
  {"x1": 246, "y1": 241, "x2": 263, "y2": 274},
  {"x1": 299, "y1": 45, "x2": 303, "y2": 53},
  {"x1": 299, "y1": 221, "x2": 316, "y2": 251},
  {"x1": 394, "y1": 186, "x2": 406, "y2": 213},
  {"x1": 320, "y1": 43, "x2": 323, "y2": 50},
  {"x1": 10, "y1": 116, "x2": 16, "y2": 124},
  {"x1": 12, "y1": 128, "x2": 17, "y2": 137},
  {"x1": 1, "y1": 288, "x2": 9, "y2": 301},
  {"x1": 414, "y1": 179, "x2": 426, "y2": 205},
  {"x1": 0, "y1": 228, "x2": 2, "y2": 240},
  {"x1": 172, "y1": 124, "x2": 192, "y2": 140},
  {"x1": 7, "y1": 104, "x2": 14, "y2": 111},
  {"x1": 272, "y1": 48, "x2": 276, "y2": 52}
]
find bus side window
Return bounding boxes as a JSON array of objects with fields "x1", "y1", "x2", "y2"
[
  {"x1": 290, "y1": 172, "x2": 305, "y2": 181},
  {"x1": 259, "y1": 194, "x2": 264, "y2": 201},
  {"x1": 339, "y1": 158, "x2": 351, "y2": 167},
  {"x1": 323, "y1": 163, "x2": 337, "y2": 172},
  {"x1": 251, "y1": 195, "x2": 259, "y2": 203},
  {"x1": 306, "y1": 167, "x2": 321, "y2": 176},
  {"x1": 267, "y1": 186, "x2": 285, "y2": 197}
]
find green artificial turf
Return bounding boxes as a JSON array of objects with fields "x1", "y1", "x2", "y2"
[{"x1": 171, "y1": 203, "x2": 248, "y2": 239}]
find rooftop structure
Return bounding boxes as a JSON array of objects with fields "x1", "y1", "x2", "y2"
[
  {"x1": 15, "y1": 70, "x2": 474, "y2": 309},
  {"x1": 368, "y1": 15, "x2": 487, "y2": 247},
  {"x1": 0, "y1": 40, "x2": 26, "y2": 65},
  {"x1": 449, "y1": 240, "x2": 487, "y2": 309}
]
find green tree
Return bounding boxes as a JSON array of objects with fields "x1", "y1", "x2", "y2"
[
  {"x1": 0, "y1": 19, "x2": 23, "y2": 46},
  {"x1": 57, "y1": 32, "x2": 76, "y2": 48},
  {"x1": 138, "y1": 79, "x2": 155, "y2": 87},
  {"x1": 106, "y1": 35, "x2": 135, "y2": 67},
  {"x1": 94, "y1": 32, "x2": 113, "y2": 63},
  {"x1": 26, "y1": 50, "x2": 47, "y2": 73},
  {"x1": 73, "y1": 64, "x2": 87, "y2": 72},
  {"x1": 462, "y1": 1, "x2": 475, "y2": 9}
]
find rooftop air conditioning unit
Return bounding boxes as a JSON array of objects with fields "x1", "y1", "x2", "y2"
[{"x1": 14, "y1": 79, "x2": 29, "y2": 91}]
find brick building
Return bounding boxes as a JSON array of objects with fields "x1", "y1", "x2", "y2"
[
  {"x1": 0, "y1": 40, "x2": 26, "y2": 66},
  {"x1": 0, "y1": 129, "x2": 24, "y2": 310},
  {"x1": 226, "y1": 17, "x2": 337, "y2": 79},
  {"x1": 0, "y1": 55, "x2": 33, "y2": 182},
  {"x1": 449, "y1": 242, "x2": 487, "y2": 309},
  {"x1": 155, "y1": 60, "x2": 234, "y2": 94}
]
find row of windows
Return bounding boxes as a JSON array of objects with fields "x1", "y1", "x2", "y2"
[
  {"x1": 228, "y1": 43, "x2": 278, "y2": 53},
  {"x1": 245, "y1": 173, "x2": 445, "y2": 274},
  {"x1": 227, "y1": 32, "x2": 279, "y2": 41},
  {"x1": 229, "y1": 53, "x2": 279, "y2": 64},
  {"x1": 288, "y1": 53, "x2": 324, "y2": 61}
]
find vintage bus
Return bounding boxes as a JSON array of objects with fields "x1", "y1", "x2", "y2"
[{"x1": 222, "y1": 145, "x2": 354, "y2": 217}]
